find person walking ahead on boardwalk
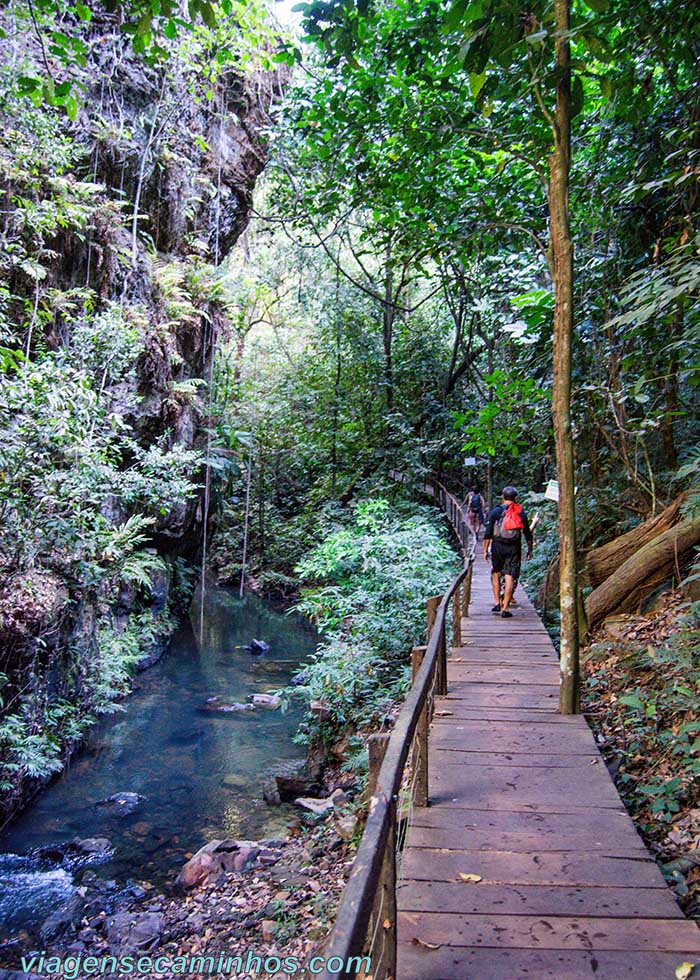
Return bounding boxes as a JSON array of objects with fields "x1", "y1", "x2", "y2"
[
  {"x1": 465, "y1": 486, "x2": 486, "y2": 538},
  {"x1": 483, "y1": 486, "x2": 533, "y2": 619}
]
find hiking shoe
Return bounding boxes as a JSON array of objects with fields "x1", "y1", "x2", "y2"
[
  {"x1": 491, "y1": 604, "x2": 501, "y2": 613},
  {"x1": 501, "y1": 610, "x2": 513, "y2": 618}
]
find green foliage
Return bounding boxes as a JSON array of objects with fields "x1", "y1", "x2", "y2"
[
  {"x1": 0, "y1": 321, "x2": 199, "y2": 581},
  {"x1": 6, "y1": 0, "x2": 282, "y2": 112},
  {"x1": 282, "y1": 499, "x2": 457, "y2": 748},
  {"x1": 455, "y1": 370, "x2": 548, "y2": 460}
]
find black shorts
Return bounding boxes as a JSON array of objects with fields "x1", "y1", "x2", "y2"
[{"x1": 491, "y1": 544, "x2": 521, "y2": 579}]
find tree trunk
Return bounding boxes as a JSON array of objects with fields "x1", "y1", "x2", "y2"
[
  {"x1": 586, "y1": 517, "x2": 700, "y2": 627},
  {"x1": 586, "y1": 491, "x2": 689, "y2": 590},
  {"x1": 486, "y1": 336, "x2": 494, "y2": 511},
  {"x1": 549, "y1": 0, "x2": 579, "y2": 714},
  {"x1": 662, "y1": 350, "x2": 679, "y2": 470},
  {"x1": 382, "y1": 246, "x2": 394, "y2": 412}
]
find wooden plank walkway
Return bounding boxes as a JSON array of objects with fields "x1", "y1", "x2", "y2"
[{"x1": 397, "y1": 554, "x2": 700, "y2": 979}]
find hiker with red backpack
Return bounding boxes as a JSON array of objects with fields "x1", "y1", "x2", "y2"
[{"x1": 483, "y1": 486, "x2": 534, "y2": 618}]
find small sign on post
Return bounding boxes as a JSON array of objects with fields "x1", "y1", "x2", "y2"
[
  {"x1": 544, "y1": 479, "x2": 560, "y2": 502},
  {"x1": 545, "y1": 479, "x2": 578, "y2": 503},
  {"x1": 464, "y1": 456, "x2": 478, "y2": 466}
]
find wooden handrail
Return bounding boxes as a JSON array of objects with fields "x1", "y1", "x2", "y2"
[{"x1": 318, "y1": 476, "x2": 476, "y2": 979}]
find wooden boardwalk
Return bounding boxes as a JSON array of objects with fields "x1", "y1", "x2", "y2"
[{"x1": 396, "y1": 554, "x2": 700, "y2": 979}]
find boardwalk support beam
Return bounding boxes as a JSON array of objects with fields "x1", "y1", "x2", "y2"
[{"x1": 411, "y1": 646, "x2": 428, "y2": 807}]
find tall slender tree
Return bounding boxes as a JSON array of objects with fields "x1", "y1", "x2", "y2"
[{"x1": 549, "y1": 0, "x2": 579, "y2": 712}]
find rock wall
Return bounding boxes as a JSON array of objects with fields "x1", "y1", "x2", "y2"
[{"x1": 0, "y1": 8, "x2": 284, "y2": 816}]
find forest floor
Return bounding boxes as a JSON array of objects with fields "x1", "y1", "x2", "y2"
[{"x1": 581, "y1": 588, "x2": 700, "y2": 920}]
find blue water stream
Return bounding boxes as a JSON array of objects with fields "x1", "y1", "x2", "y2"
[{"x1": 0, "y1": 586, "x2": 317, "y2": 939}]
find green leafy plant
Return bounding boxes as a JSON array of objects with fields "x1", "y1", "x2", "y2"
[{"x1": 282, "y1": 500, "x2": 457, "y2": 753}]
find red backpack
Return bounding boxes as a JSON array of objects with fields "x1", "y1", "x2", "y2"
[{"x1": 494, "y1": 503, "x2": 524, "y2": 540}]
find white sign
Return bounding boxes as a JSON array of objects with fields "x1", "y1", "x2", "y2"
[
  {"x1": 464, "y1": 456, "x2": 478, "y2": 466},
  {"x1": 544, "y1": 479, "x2": 560, "y2": 502},
  {"x1": 544, "y1": 479, "x2": 578, "y2": 503}
]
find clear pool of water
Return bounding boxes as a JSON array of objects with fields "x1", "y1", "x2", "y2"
[{"x1": 0, "y1": 586, "x2": 316, "y2": 938}]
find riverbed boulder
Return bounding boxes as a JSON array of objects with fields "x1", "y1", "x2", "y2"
[
  {"x1": 105, "y1": 910, "x2": 163, "y2": 954},
  {"x1": 39, "y1": 893, "x2": 85, "y2": 944},
  {"x1": 275, "y1": 772, "x2": 319, "y2": 802},
  {"x1": 250, "y1": 639, "x2": 270, "y2": 654},
  {"x1": 176, "y1": 839, "x2": 281, "y2": 890},
  {"x1": 177, "y1": 840, "x2": 221, "y2": 889},
  {"x1": 294, "y1": 796, "x2": 334, "y2": 816}
]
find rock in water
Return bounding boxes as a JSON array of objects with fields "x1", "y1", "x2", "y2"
[
  {"x1": 263, "y1": 779, "x2": 282, "y2": 806},
  {"x1": 251, "y1": 693, "x2": 280, "y2": 709},
  {"x1": 274, "y1": 768, "x2": 321, "y2": 801},
  {"x1": 96, "y1": 792, "x2": 144, "y2": 816},
  {"x1": 221, "y1": 774, "x2": 249, "y2": 790},
  {"x1": 250, "y1": 638, "x2": 270, "y2": 654},
  {"x1": 72, "y1": 837, "x2": 113, "y2": 855},
  {"x1": 199, "y1": 697, "x2": 254, "y2": 714}
]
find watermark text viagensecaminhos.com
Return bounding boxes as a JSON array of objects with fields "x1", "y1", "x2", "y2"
[{"x1": 20, "y1": 950, "x2": 372, "y2": 977}]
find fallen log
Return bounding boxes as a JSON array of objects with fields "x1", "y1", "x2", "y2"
[
  {"x1": 586, "y1": 492, "x2": 690, "y2": 590},
  {"x1": 586, "y1": 515, "x2": 700, "y2": 628}
]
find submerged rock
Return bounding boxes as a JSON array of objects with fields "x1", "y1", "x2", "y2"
[
  {"x1": 96, "y1": 792, "x2": 144, "y2": 816},
  {"x1": 221, "y1": 774, "x2": 249, "y2": 790},
  {"x1": 72, "y1": 837, "x2": 113, "y2": 855},
  {"x1": 199, "y1": 697, "x2": 254, "y2": 715},
  {"x1": 262, "y1": 779, "x2": 281, "y2": 806},
  {"x1": 250, "y1": 639, "x2": 270, "y2": 654}
]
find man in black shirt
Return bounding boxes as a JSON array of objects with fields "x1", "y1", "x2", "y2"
[{"x1": 483, "y1": 486, "x2": 534, "y2": 619}]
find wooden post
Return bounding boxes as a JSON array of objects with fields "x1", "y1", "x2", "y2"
[
  {"x1": 436, "y1": 620, "x2": 447, "y2": 696},
  {"x1": 411, "y1": 645, "x2": 427, "y2": 682},
  {"x1": 367, "y1": 732, "x2": 390, "y2": 799},
  {"x1": 374, "y1": 798, "x2": 397, "y2": 980},
  {"x1": 411, "y1": 647, "x2": 429, "y2": 807},
  {"x1": 426, "y1": 595, "x2": 441, "y2": 637},
  {"x1": 462, "y1": 564, "x2": 473, "y2": 617},
  {"x1": 452, "y1": 584, "x2": 461, "y2": 647}
]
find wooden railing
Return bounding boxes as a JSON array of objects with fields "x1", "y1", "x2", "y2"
[{"x1": 318, "y1": 477, "x2": 477, "y2": 980}]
